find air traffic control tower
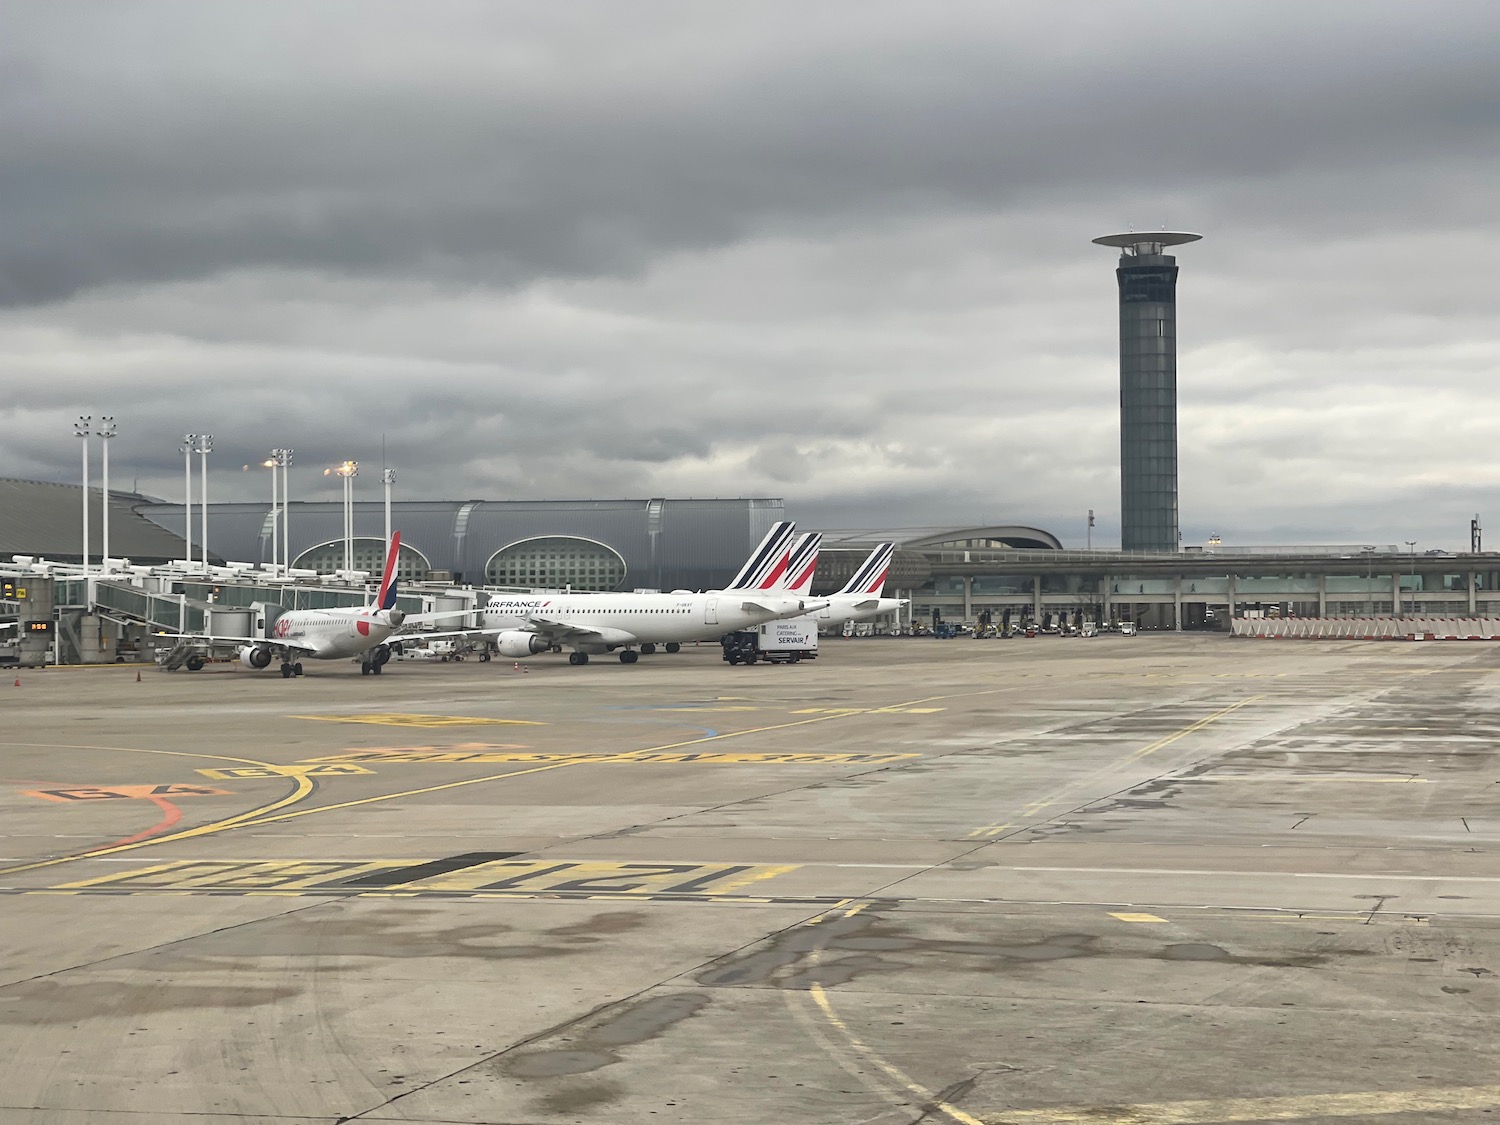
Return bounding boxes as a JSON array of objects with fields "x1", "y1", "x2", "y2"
[{"x1": 1093, "y1": 231, "x2": 1201, "y2": 552}]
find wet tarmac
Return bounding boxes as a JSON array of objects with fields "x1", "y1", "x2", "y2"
[{"x1": 0, "y1": 635, "x2": 1497, "y2": 1122}]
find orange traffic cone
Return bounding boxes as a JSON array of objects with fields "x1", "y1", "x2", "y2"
[
  {"x1": 12, "y1": 677, "x2": 19, "y2": 687},
  {"x1": 513, "y1": 662, "x2": 519, "y2": 671},
  {"x1": 136, "y1": 670, "x2": 142, "y2": 683},
  {"x1": 521, "y1": 665, "x2": 529, "y2": 674}
]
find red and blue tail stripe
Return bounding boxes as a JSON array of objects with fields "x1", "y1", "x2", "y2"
[
  {"x1": 724, "y1": 521, "x2": 796, "y2": 591},
  {"x1": 837, "y1": 543, "x2": 894, "y2": 596},
  {"x1": 785, "y1": 532, "x2": 822, "y2": 595},
  {"x1": 376, "y1": 531, "x2": 401, "y2": 610}
]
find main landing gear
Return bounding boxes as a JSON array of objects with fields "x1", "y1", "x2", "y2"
[
  {"x1": 640, "y1": 643, "x2": 656, "y2": 655},
  {"x1": 280, "y1": 662, "x2": 305, "y2": 678},
  {"x1": 619, "y1": 650, "x2": 639, "y2": 664},
  {"x1": 665, "y1": 642, "x2": 680, "y2": 653},
  {"x1": 568, "y1": 652, "x2": 590, "y2": 666},
  {"x1": 360, "y1": 646, "x2": 392, "y2": 676}
]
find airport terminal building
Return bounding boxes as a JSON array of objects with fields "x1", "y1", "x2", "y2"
[{"x1": 6, "y1": 476, "x2": 1500, "y2": 664}]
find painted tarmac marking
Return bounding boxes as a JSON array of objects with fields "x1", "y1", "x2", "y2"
[
  {"x1": 967, "y1": 823, "x2": 1014, "y2": 838},
  {"x1": 301, "y1": 749, "x2": 920, "y2": 766},
  {"x1": 1125, "y1": 697, "x2": 1261, "y2": 764},
  {"x1": 958, "y1": 697, "x2": 1262, "y2": 840},
  {"x1": 22, "y1": 784, "x2": 230, "y2": 802},
  {"x1": 1108, "y1": 912, "x2": 1167, "y2": 923},
  {"x1": 52, "y1": 858, "x2": 800, "y2": 897},
  {"x1": 341, "y1": 851, "x2": 522, "y2": 887},
  {"x1": 292, "y1": 712, "x2": 546, "y2": 728},
  {"x1": 196, "y1": 764, "x2": 374, "y2": 779},
  {"x1": 791, "y1": 706, "x2": 945, "y2": 715},
  {"x1": 0, "y1": 744, "x2": 320, "y2": 879},
  {"x1": 990, "y1": 1082, "x2": 1500, "y2": 1122},
  {"x1": 4, "y1": 687, "x2": 991, "y2": 877},
  {"x1": 808, "y1": 983, "x2": 985, "y2": 1125}
]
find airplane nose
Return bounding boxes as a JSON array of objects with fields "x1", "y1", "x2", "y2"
[{"x1": 387, "y1": 609, "x2": 405, "y2": 627}]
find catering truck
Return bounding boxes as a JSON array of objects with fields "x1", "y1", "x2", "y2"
[{"x1": 720, "y1": 618, "x2": 819, "y2": 665}]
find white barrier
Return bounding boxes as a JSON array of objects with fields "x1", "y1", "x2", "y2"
[{"x1": 1231, "y1": 617, "x2": 1500, "y2": 640}]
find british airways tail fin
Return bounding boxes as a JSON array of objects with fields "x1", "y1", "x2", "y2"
[
  {"x1": 782, "y1": 532, "x2": 822, "y2": 595},
  {"x1": 723, "y1": 520, "x2": 795, "y2": 591},
  {"x1": 837, "y1": 543, "x2": 893, "y2": 596},
  {"x1": 376, "y1": 531, "x2": 401, "y2": 610}
]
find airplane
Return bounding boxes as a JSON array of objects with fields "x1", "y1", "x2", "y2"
[
  {"x1": 798, "y1": 542, "x2": 907, "y2": 627},
  {"x1": 159, "y1": 532, "x2": 410, "y2": 678},
  {"x1": 412, "y1": 521, "x2": 828, "y2": 666}
]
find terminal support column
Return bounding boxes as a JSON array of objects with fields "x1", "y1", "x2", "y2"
[
  {"x1": 1318, "y1": 575, "x2": 1327, "y2": 619},
  {"x1": 963, "y1": 577, "x2": 972, "y2": 624},
  {"x1": 1032, "y1": 576, "x2": 1042, "y2": 622},
  {"x1": 1174, "y1": 576, "x2": 1183, "y2": 631},
  {"x1": 1393, "y1": 573, "x2": 1403, "y2": 617},
  {"x1": 1227, "y1": 574, "x2": 1236, "y2": 620},
  {"x1": 1469, "y1": 571, "x2": 1478, "y2": 617}
]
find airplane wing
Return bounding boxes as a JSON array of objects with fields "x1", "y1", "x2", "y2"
[
  {"x1": 153, "y1": 632, "x2": 316, "y2": 656},
  {"x1": 524, "y1": 615, "x2": 637, "y2": 645}
]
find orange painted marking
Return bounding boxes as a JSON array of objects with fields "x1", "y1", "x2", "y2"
[
  {"x1": 107, "y1": 795, "x2": 185, "y2": 847},
  {"x1": 22, "y1": 784, "x2": 231, "y2": 803}
]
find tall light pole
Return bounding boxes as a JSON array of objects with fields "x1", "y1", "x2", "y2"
[
  {"x1": 273, "y1": 448, "x2": 293, "y2": 571},
  {"x1": 75, "y1": 417, "x2": 91, "y2": 574},
  {"x1": 326, "y1": 460, "x2": 357, "y2": 575},
  {"x1": 181, "y1": 434, "x2": 196, "y2": 565},
  {"x1": 98, "y1": 418, "x2": 115, "y2": 573},
  {"x1": 195, "y1": 434, "x2": 214, "y2": 569},
  {"x1": 262, "y1": 456, "x2": 279, "y2": 571},
  {"x1": 1405, "y1": 540, "x2": 1418, "y2": 616},
  {"x1": 382, "y1": 466, "x2": 396, "y2": 560}
]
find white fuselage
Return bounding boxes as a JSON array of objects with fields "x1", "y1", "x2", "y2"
[
  {"x1": 803, "y1": 595, "x2": 907, "y2": 627},
  {"x1": 483, "y1": 591, "x2": 809, "y2": 649},
  {"x1": 269, "y1": 609, "x2": 397, "y2": 660}
]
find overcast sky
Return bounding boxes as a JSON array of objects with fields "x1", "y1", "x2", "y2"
[{"x1": 4, "y1": 1, "x2": 1499, "y2": 548}]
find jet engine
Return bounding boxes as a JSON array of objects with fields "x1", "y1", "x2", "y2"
[
  {"x1": 495, "y1": 631, "x2": 549, "y2": 658},
  {"x1": 238, "y1": 644, "x2": 273, "y2": 669}
]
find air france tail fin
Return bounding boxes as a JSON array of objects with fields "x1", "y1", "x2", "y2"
[
  {"x1": 783, "y1": 532, "x2": 822, "y2": 595},
  {"x1": 724, "y1": 520, "x2": 795, "y2": 591},
  {"x1": 375, "y1": 531, "x2": 401, "y2": 610},
  {"x1": 837, "y1": 543, "x2": 894, "y2": 596}
]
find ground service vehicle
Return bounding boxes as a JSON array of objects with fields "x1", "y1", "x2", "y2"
[{"x1": 721, "y1": 618, "x2": 818, "y2": 664}]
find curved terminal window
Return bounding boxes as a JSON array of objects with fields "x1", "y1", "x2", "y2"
[
  {"x1": 485, "y1": 536, "x2": 626, "y2": 591},
  {"x1": 293, "y1": 538, "x2": 431, "y2": 582}
]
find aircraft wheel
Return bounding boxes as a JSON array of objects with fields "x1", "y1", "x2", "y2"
[
  {"x1": 293, "y1": 663, "x2": 304, "y2": 677},
  {"x1": 620, "y1": 650, "x2": 639, "y2": 664},
  {"x1": 361, "y1": 662, "x2": 372, "y2": 676},
  {"x1": 640, "y1": 643, "x2": 656, "y2": 655},
  {"x1": 280, "y1": 663, "x2": 293, "y2": 679},
  {"x1": 479, "y1": 652, "x2": 491, "y2": 663},
  {"x1": 184, "y1": 654, "x2": 205, "y2": 672},
  {"x1": 665, "y1": 642, "x2": 680, "y2": 653},
  {"x1": 372, "y1": 662, "x2": 383, "y2": 675},
  {"x1": 568, "y1": 652, "x2": 587, "y2": 666}
]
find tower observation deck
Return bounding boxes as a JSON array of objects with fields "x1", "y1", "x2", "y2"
[{"x1": 1092, "y1": 231, "x2": 1202, "y2": 553}]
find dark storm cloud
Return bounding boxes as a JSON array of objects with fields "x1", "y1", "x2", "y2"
[
  {"x1": 3, "y1": 1, "x2": 1500, "y2": 545},
  {"x1": 5, "y1": 1, "x2": 1498, "y2": 304}
]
